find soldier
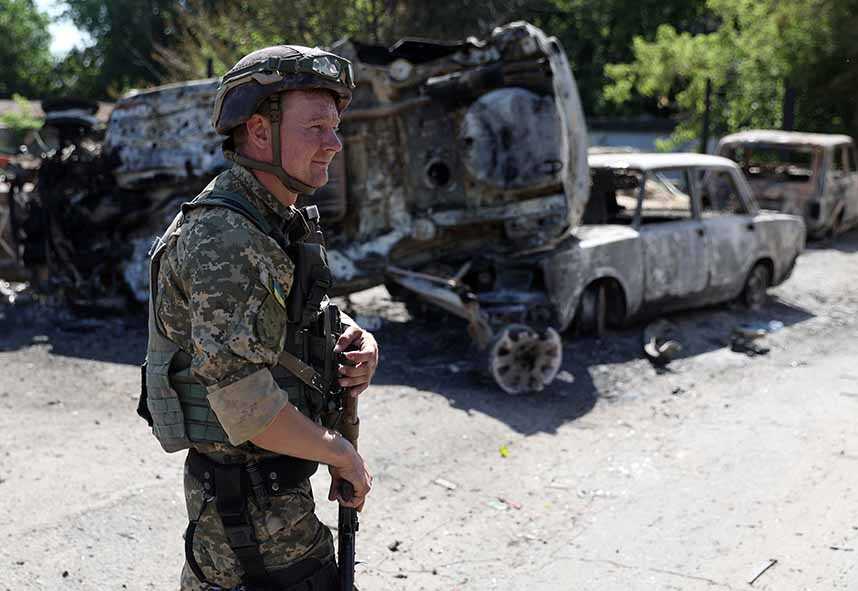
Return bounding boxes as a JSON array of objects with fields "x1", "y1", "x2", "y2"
[{"x1": 140, "y1": 45, "x2": 378, "y2": 590}]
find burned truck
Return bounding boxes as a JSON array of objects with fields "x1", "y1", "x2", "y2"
[{"x1": 9, "y1": 21, "x2": 589, "y2": 392}]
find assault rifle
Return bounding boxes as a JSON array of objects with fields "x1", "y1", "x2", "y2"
[{"x1": 336, "y1": 389, "x2": 360, "y2": 590}]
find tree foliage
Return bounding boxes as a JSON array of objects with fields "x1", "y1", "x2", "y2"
[
  {"x1": 0, "y1": 0, "x2": 53, "y2": 98},
  {"x1": 525, "y1": 0, "x2": 708, "y2": 117},
  {"x1": 61, "y1": 0, "x2": 181, "y2": 98},
  {"x1": 155, "y1": 0, "x2": 531, "y2": 82},
  {"x1": 0, "y1": 94, "x2": 43, "y2": 139},
  {"x1": 605, "y1": 0, "x2": 856, "y2": 147}
]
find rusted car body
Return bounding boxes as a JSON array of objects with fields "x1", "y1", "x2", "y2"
[{"x1": 717, "y1": 130, "x2": 858, "y2": 239}]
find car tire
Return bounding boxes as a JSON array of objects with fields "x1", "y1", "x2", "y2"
[
  {"x1": 576, "y1": 283, "x2": 607, "y2": 337},
  {"x1": 741, "y1": 263, "x2": 770, "y2": 310}
]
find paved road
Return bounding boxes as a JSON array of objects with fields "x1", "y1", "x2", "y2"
[{"x1": 2, "y1": 233, "x2": 857, "y2": 590}]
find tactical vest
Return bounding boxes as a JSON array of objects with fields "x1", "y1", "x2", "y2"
[{"x1": 139, "y1": 180, "x2": 345, "y2": 459}]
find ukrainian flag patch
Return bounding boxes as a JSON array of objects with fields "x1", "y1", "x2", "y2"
[{"x1": 269, "y1": 276, "x2": 287, "y2": 309}]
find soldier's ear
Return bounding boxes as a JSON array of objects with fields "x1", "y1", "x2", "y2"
[{"x1": 245, "y1": 114, "x2": 271, "y2": 151}]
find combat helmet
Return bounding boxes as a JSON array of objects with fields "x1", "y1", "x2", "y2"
[{"x1": 212, "y1": 45, "x2": 355, "y2": 195}]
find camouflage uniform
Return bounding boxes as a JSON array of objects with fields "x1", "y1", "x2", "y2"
[{"x1": 154, "y1": 163, "x2": 335, "y2": 590}]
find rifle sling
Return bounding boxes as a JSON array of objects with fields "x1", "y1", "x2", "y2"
[{"x1": 278, "y1": 350, "x2": 329, "y2": 395}]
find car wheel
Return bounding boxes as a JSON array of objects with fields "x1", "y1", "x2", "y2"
[
  {"x1": 741, "y1": 263, "x2": 770, "y2": 310},
  {"x1": 576, "y1": 283, "x2": 607, "y2": 337},
  {"x1": 487, "y1": 324, "x2": 562, "y2": 394}
]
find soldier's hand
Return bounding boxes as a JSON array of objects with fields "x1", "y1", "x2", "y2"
[
  {"x1": 328, "y1": 450, "x2": 372, "y2": 511},
  {"x1": 335, "y1": 324, "x2": 379, "y2": 397}
]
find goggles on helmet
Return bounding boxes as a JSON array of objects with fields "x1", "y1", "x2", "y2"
[{"x1": 221, "y1": 53, "x2": 355, "y2": 91}]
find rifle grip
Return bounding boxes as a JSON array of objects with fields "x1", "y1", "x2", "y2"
[{"x1": 339, "y1": 480, "x2": 355, "y2": 502}]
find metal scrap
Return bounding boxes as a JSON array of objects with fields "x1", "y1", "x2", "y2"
[{"x1": 641, "y1": 319, "x2": 683, "y2": 366}]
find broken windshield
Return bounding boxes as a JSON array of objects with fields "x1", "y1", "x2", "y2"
[{"x1": 722, "y1": 143, "x2": 817, "y2": 184}]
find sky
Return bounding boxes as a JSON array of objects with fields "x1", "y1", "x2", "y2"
[{"x1": 34, "y1": 0, "x2": 92, "y2": 57}]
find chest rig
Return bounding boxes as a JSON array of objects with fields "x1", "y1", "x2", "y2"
[
  {"x1": 138, "y1": 183, "x2": 350, "y2": 589},
  {"x1": 139, "y1": 182, "x2": 347, "y2": 456}
]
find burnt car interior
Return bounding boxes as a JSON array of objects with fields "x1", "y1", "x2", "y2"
[
  {"x1": 722, "y1": 144, "x2": 817, "y2": 183},
  {"x1": 698, "y1": 170, "x2": 748, "y2": 215},
  {"x1": 585, "y1": 168, "x2": 695, "y2": 226}
]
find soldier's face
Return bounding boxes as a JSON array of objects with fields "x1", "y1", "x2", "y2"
[{"x1": 279, "y1": 90, "x2": 342, "y2": 189}]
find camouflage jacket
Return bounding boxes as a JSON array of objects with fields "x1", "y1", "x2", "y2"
[{"x1": 155, "y1": 164, "x2": 298, "y2": 458}]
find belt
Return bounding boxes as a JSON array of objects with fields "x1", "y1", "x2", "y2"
[{"x1": 187, "y1": 448, "x2": 318, "y2": 498}]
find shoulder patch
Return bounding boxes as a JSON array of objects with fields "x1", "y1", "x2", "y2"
[
  {"x1": 260, "y1": 268, "x2": 287, "y2": 310},
  {"x1": 270, "y1": 277, "x2": 288, "y2": 309}
]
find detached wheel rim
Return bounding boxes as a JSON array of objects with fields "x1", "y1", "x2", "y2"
[{"x1": 488, "y1": 324, "x2": 562, "y2": 395}]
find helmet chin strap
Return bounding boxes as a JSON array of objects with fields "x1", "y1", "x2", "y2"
[{"x1": 223, "y1": 95, "x2": 319, "y2": 196}]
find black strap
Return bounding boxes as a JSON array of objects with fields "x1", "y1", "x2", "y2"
[
  {"x1": 184, "y1": 497, "x2": 213, "y2": 586},
  {"x1": 214, "y1": 463, "x2": 270, "y2": 587}
]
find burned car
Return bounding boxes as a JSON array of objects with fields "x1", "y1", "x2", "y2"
[
  {"x1": 717, "y1": 130, "x2": 858, "y2": 239},
  {"x1": 581, "y1": 153, "x2": 804, "y2": 317}
]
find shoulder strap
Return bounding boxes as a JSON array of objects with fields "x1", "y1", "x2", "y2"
[{"x1": 182, "y1": 189, "x2": 287, "y2": 248}]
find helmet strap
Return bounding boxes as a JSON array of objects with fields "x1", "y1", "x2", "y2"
[{"x1": 223, "y1": 95, "x2": 318, "y2": 196}]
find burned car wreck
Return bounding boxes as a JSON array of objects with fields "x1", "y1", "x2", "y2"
[
  {"x1": 717, "y1": 130, "x2": 858, "y2": 239},
  {"x1": 0, "y1": 22, "x2": 805, "y2": 393}
]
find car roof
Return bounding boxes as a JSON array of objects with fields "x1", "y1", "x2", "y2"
[
  {"x1": 588, "y1": 152, "x2": 739, "y2": 172},
  {"x1": 719, "y1": 129, "x2": 854, "y2": 148}
]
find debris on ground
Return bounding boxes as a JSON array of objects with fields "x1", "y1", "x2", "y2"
[
  {"x1": 730, "y1": 321, "x2": 784, "y2": 356},
  {"x1": 748, "y1": 558, "x2": 778, "y2": 585},
  {"x1": 498, "y1": 497, "x2": 522, "y2": 510},
  {"x1": 433, "y1": 478, "x2": 458, "y2": 491},
  {"x1": 641, "y1": 319, "x2": 683, "y2": 366},
  {"x1": 387, "y1": 540, "x2": 401, "y2": 552}
]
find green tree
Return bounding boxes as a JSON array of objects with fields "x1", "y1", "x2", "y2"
[
  {"x1": 526, "y1": 0, "x2": 708, "y2": 117},
  {"x1": 62, "y1": 0, "x2": 181, "y2": 98},
  {"x1": 0, "y1": 0, "x2": 53, "y2": 98},
  {"x1": 604, "y1": 0, "x2": 852, "y2": 148},
  {"x1": 0, "y1": 94, "x2": 43, "y2": 144},
  {"x1": 155, "y1": 0, "x2": 533, "y2": 82}
]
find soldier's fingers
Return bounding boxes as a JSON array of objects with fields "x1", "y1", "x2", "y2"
[
  {"x1": 338, "y1": 363, "x2": 370, "y2": 377},
  {"x1": 337, "y1": 490, "x2": 365, "y2": 508},
  {"x1": 343, "y1": 350, "x2": 376, "y2": 365},
  {"x1": 338, "y1": 375, "x2": 368, "y2": 388},
  {"x1": 334, "y1": 326, "x2": 362, "y2": 353},
  {"x1": 349, "y1": 383, "x2": 369, "y2": 398}
]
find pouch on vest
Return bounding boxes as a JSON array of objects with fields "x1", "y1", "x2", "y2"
[{"x1": 287, "y1": 242, "x2": 332, "y2": 328}]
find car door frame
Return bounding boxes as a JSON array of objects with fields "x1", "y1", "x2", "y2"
[
  {"x1": 693, "y1": 164, "x2": 761, "y2": 301},
  {"x1": 633, "y1": 166, "x2": 709, "y2": 308}
]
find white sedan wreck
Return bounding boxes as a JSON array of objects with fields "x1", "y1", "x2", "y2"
[{"x1": 399, "y1": 153, "x2": 805, "y2": 394}]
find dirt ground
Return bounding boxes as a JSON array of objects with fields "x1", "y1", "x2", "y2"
[{"x1": 2, "y1": 231, "x2": 858, "y2": 591}]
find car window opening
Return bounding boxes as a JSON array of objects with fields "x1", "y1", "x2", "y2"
[{"x1": 723, "y1": 144, "x2": 817, "y2": 184}]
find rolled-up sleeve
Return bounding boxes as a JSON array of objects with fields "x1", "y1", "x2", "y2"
[
  {"x1": 176, "y1": 207, "x2": 295, "y2": 442},
  {"x1": 207, "y1": 368, "x2": 290, "y2": 444}
]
